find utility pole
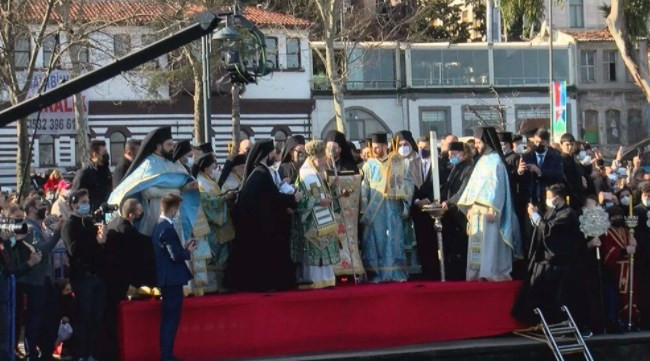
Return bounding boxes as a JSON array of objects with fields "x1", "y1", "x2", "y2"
[
  {"x1": 201, "y1": 34, "x2": 212, "y2": 144},
  {"x1": 548, "y1": 0, "x2": 554, "y2": 134}
]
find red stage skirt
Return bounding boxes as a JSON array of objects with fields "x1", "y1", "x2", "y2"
[{"x1": 119, "y1": 281, "x2": 524, "y2": 361}]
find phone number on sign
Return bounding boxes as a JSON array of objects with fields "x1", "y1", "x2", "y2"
[{"x1": 27, "y1": 118, "x2": 76, "y2": 132}]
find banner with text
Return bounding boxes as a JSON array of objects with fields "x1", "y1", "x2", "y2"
[
  {"x1": 551, "y1": 80, "x2": 567, "y2": 143},
  {"x1": 26, "y1": 70, "x2": 87, "y2": 135}
]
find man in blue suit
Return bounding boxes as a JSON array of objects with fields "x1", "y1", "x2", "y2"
[{"x1": 151, "y1": 194, "x2": 197, "y2": 361}]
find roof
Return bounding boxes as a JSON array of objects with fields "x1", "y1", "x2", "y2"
[
  {"x1": 21, "y1": 0, "x2": 310, "y2": 28},
  {"x1": 564, "y1": 28, "x2": 613, "y2": 42}
]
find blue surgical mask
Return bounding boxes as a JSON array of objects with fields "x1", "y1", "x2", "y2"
[
  {"x1": 608, "y1": 173, "x2": 618, "y2": 184},
  {"x1": 186, "y1": 156, "x2": 194, "y2": 167},
  {"x1": 77, "y1": 203, "x2": 91, "y2": 215},
  {"x1": 9, "y1": 236, "x2": 16, "y2": 248},
  {"x1": 644, "y1": 198, "x2": 650, "y2": 208},
  {"x1": 449, "y1": 156, "x2": 460, "y2": 165},
  {"x1": 604, "y1": 201, "x2": 614, "y2": 209},
  {"x1": 621, "y1": 196, "x2": 630, "y2": 206}
]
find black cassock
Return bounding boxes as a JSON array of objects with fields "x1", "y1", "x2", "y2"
[
  {"x1": 225, "y1": 164, "x2": 297, "y2": 292},
  {"x1": 512, "y1": 203, "x2": 580, "y2": 324},
  {"x1": 440, "y1": 159, "x2": 473, "y2": 281},
  {"x1": 634, "y1": 204, "x2": 650, "y2": 329}
]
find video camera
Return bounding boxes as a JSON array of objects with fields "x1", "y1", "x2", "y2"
[
  {"x1": 92, "y1": 203, "x2": 118, "y2": 225},
  {"x1": 0, "y1": 218, "x2": 28, "y2": 235}
]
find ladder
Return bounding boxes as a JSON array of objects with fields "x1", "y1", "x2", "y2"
[{"x1": 534, "y1": 306, "x2": 595, "y2": 361}]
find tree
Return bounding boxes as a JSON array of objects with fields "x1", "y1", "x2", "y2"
[
  {"x1": 603, "y1": 0, "x2": 650, "y2": 103},
  {"x1": 0, "y1": 0, "x2": 58, "y2": 195},
  {"x1": 408, "y1": 0, "x2": 470, "y2": 43}
]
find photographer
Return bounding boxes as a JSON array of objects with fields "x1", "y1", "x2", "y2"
[
  {"x1": 0, "y1": 206, "x2": 42, "y2": 361},
  {"x1": 103, "y1": 198, "x2": 153, "y2": 359},
  {"x1": 17, "y1": 197, "x2": 63, "y2": 361},
  {"x1": 61, "y1": 189, "x2": 107, "y2": 361}
]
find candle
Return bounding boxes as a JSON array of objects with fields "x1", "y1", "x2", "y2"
[
  {"x1": 429, "y1": 131, "x2": 441, "y2": 203},
  {"x1": 630, "y1": 197, "x2": 634, "y2": 217}
]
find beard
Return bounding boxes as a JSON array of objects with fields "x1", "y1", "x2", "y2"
[
  {"x1": 265, "y1": 155, "x2": 276, "y2": 167},
  {"x1": 162, "y1": 149, "x2": 174, "y2": 161}
]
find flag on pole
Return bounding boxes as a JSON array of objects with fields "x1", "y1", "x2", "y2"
[{"x1": 551, "y1": 81, "x2": 567, "y2": 143}]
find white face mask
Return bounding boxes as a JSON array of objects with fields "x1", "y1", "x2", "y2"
[
  {"x1": 398, "y1": 145, "x2": 411, "y2": 157},
  {"x1": 577, "y1": 150, "x2": 586, "y2": 161},
  {"x1": 515, "y1": 144, "x2": 526, "y2": 155},
  {"x1": 186, "y1": 156, "x2": 194, "y2": 167},
  {"x1": 9, "y1": 235, "x2": 16, "y2": 248},
  {"x1": 545, "y1": 197, "x2": 556, "y2": 209},
  {"x1": 643, "y1": 198, "x2": 650, "y2": 208},
  {"x1": 581, "y1": 155, "x2": 592, "y2": 166},
  {"x1": 621, "y1": 196, "x2": 630, "y2": 206},
  {"x1": 608, "y1": 173, "x2": 618, "y2": 183}
]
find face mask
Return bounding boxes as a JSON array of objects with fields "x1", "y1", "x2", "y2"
[
  {"x1": 398, "y1": 145, "x2": 411, "y2": 157},
  {"x1": 577, "y1": 151, "x2": 586, "y2": 161},
  {"x1": 545, "y1": 197, "x2": 556, "y2": 209},
  {"x1": 9, "y1": 236, "x2": 16, "y2": 248},
  {"x1": 449, "y1": 156, "x2": 460, "y2": 166},
  {"x1": 535, "y1": 144, "x2": 546, "y2": 154},
  {"x1": 581, "y1": 155, "x2": 592, "y2": 166},
  {"x1": 102, "y1": 153, "x2": 110, "y2": 165},
  {"x1": 621, "y1": 196, "x2": 630, "y2": 206},
  {"x1": 515, "y1": 144, "x2": 526, "y2": 155},
  {"x1": 419, "y1": 149, "x2": 430, "y2": 159},
  {"x1": 643, "y1": 198, "x2": 650, "y2": 208},
  {"x1": 186, "y1": 156, "x2": 194, "y2": 167},
  {"x1": 77, "y1": 203, "x2": 91, "y2": 215},
  {"x1": 604, "y1": 201, "x2": 614, "y2": 209},
  {"x1": 608, "y1": 173, "x2": 618, "y2": 183},
  {"x1": 37, "y1": 208, "x2": 47, "y2": 220}
]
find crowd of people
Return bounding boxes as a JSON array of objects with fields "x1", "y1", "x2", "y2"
[{"x1": 0, "y1": 123, "x2": 649, "y2": 361}]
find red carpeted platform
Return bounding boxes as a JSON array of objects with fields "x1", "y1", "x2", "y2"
[{"x1": 119, "y1": 281, "x2": 524, "y2": 361}]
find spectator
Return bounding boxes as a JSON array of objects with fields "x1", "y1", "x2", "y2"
[
  {"x1": 71, "y1": 141, "x2": 113, "y2": 211},
  {"x1": 61, "y1": 189, "x2": 107, "y2": 361},
  {"x1": 113, "y1": 139, "x2": 141, "y2": 188}
]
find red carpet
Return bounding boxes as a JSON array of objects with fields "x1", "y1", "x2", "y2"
[{"x1": 119, "y1": 281, "x2": 524, "y2": 361}]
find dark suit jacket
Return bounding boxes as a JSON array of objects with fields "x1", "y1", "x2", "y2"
[
  {"x1": 151, "y1": 219, "x2": 192, "y2": 288},
  {"x1": 521, "y1": 149, "x2": 564, "y2": 205},
  {"x1": 561, "y1": 154, "x2": 586, "y2": 210},
  {"x1": 413, "y1": 160, "x2": 433, "y2": 203}
]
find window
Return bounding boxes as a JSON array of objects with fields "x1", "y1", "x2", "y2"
[
  {"x1": 603, "y1": 50, "x2": 617, "y2": 82},
  {"x1": 321, "y1": 108, "x2": 391, "y2": 141},
  {"x1": 569, "y1": 0, "x2": 584, "y2": 28},
  {"x1": 39, "y1": 135, "x2": 55, "y2": 166},
  {"x1": 419, "y1": 109, "x2": 449, "y2": 137},
  {"x1": 462, "y1": 107, "x2": 503, "y2": 136},
  {"x1": 42, "y1": 35, "x2": 57, "y2": 68},
  {"x1": 286, "y1": 38, "x2": 301, "y2": 69},
  {"x1": 70, "y1": 44, "x2": 90, "y2": 66},
  {"x1": 140, "y1": 34, "x2": 160, "y2": 69},
  {"x1": 15, "y1": 37, "x2": 30, "y2": 68},
  {"x1": 347, "y1": 48, "x2": 397, "y2": 89},
  {"x1": 265, "y1": 37, "x2": 279, "y2": 70},
  {"x1": 492, "y1": 48, "x2": 569, "y2": 86},
  {"x1": 606, "y1": 109, "x2": 621, "y2": 144},
  {"x1": 582, "y1": 110, "x2": 599, "y2": 144},
  {"x1": 273, "y1": 129, "x2": 288, "y2": 150},
  {"x1": 109, "y1": 132, "x2": 126, "y2": 166},
  {"x1": 628, "y1": 109, "x2": 645, "y2": 143},
  {"x1": 113, "y1": 34, "x2": 131, "y2": 58},
  {"x1": 580, "y1": 51, "x2": 595, "y2": 83},
  {"x1": 411, "y1": 49, "x2": 489, "y2": 87},
  {"x1": 515, "y1": 105, "x2": 550, "y2": 133}
]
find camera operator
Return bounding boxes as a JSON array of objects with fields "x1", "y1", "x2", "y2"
[
  {"x1": 0, "y1": 206, "x2": 42, "y2": 361},
  {"x1": 61, "y1": 189, "x2": 107, "y2": 361},
  {"x1": 16, "y1": 197, "x2": 63, "y2": 361},
  {"x1": 103, "y1": 198, "x2": 153, "y2": 359}
]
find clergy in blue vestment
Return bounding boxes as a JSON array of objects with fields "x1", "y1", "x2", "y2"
[
  {"x1": 108, "y1": 127, "x2": 201, "y2": 241},
  {"x1": 360, "y1": 132, "x2": 414, "y2": 283},
  {"x1": 457, "y1": 126, "x2": 522, "y2": 281}
]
